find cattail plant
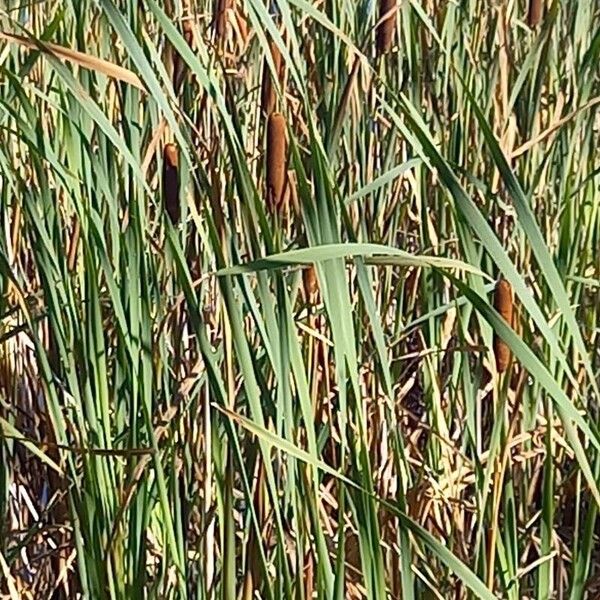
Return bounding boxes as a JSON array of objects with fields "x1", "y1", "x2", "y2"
[
  {"x1": 528, "y1": 0, "x2": 543, "y2": 28},
  {"x1": 163, "y1": 144, "x2": 180, "y2": 224},
  {"x1": 376, "y1": 0, "x2": 396, "y2": 55},
  {"x1": 261, "y1": 41, "x2": 283, "y2": 116},
  {"x1": 493, "y1": 278, "x2": 513, "y2": 373},
  {"x1": 266, "y1": 112, "x2": 286, "y2": 213}
]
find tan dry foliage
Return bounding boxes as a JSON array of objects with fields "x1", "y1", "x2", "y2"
[{"x1": 0, "y1": 31, "x2": 145, "y2": 90}]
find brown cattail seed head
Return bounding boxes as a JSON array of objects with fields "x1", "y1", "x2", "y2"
[
  {"x1": 266, "y1": 112, "x2": 286, "y2": 212},
  {"x1": 182, "y1": 20, "x2": 194, "y2": 45},
  {"x1": 493, "y1": 278, "x2": 513, "y2": 373},
  {"x1": 377, "y1": 0, "x2": 396, "y2": 55},
  {"x1": 261, "y1": 41, "x2": 283, "y2": 116},
  {"x1": 303, "y1": 265, "x2": 318, "y2": 302},
  {"x1": 173, "y1": 21, "x2": 194, "y2": 92},
  {"x1": 528, "y1": 0, "x2": 543, "y2": 28},
  {"x1": 215, "y1": 0, "x2": 233, "y2": 38},
  {"x1": 67, "y1": 216, "x2": 80, "y2": 272},
  {"x1": 163, "y1": 144, "x2": 180, "y2": 224}
]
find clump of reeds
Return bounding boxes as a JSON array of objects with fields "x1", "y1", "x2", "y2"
[
  {"x1": 376, "y1": 0, "x2": 396, "y2": 55},
  {"x1": 528, "y1": 0, "x2": 543, "y2": 28},
  {"x1": 493, "y1": 278, "x2": 513, "y2": 372},
  {"x1": 261, "y1": 41, "x2": 283, "y2": 116},
  {"x1": 266, "y1": 112, "x2": 286, "y2": 213},
  {"x1": 162, "y1": 144, "x2": 180, "y2": 224}
]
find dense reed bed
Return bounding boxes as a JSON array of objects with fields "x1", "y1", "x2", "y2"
[{"x1": 1, "y1": 1, "x2": 600, "y2": 598}]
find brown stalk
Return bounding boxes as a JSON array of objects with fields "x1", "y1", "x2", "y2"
[
  {"x1": 493, "y1": 278, "x2": 513, "y2": 372},
  {"x1": 266, "y1": 112, "x2": 287, "y2": 213},
  {"x1": 163, "y1": 144, "x2": 181, "y2": 224}
]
